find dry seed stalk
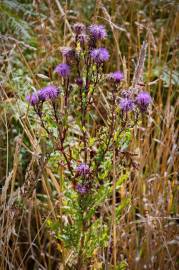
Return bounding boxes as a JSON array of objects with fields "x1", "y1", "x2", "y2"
[{"x1": 132, "y1": 41, "x2": 148, "y2": 89}]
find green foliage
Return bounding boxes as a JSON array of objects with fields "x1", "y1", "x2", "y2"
[
  {"x1": 115, "y1": 128, "x2": 132, "y2": 150},
  {"x1": 116, "y1": 260, "x2": 128, "y2": 270},
  {"x1": 47, "y1": 180, "x2": 111, "y2": 255},
  {"x1": 0, "y1": 0, "x2": 35, "y2": 41},
  {"x1": 84, "y1": 220, "x2": 109, "y2": 258}
]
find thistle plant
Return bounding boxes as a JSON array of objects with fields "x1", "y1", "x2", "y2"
[{"x1": 26, "y1": 23, "x2": 152, "y2": 269}]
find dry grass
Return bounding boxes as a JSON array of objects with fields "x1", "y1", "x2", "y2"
[{"x1": 0, "y1": 0, "x2": 178, "y2": 269}]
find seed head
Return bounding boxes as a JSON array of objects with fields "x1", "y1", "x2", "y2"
[
  {"x1": 73, "y1": 23, "x2": 86, "y2": 35},
  {"x1": 61, "y1": 47, "x2": 75, "y2": 58}
]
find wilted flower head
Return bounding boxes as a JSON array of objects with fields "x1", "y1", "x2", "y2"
[
  {"x1": 54, "y1": 63, "x2": 70, "y2": 77},
  {"x1": 89, "y1": 24, "x2": 107, "y2": 40},
  {"x1": 119, "y1": 98, "x2": 134, "y2": 112},
  {"x1": 90, "y1": 48, "x2": 109, "y2": 63},
  {"x1": 76, "y1": 184, "x2": 88, "y2": 194},
  {"x1": 38, "y1": 85, "x2": 59, "y2": 101},
  {"x1": 26, "y1": 93, "x2": 39, "y2": 106},
  {"x1": 108, "y1": 71, "x2": 124, "y2": 83},
  {"x1": 61, "y1": 47, "x2": 75, "y2": 58},
  {"x1": 121, "y1": 89, "x2": 131, "y2": 98},
  {"x1": 78, "y1": 33, "x2": 89, "y2": 47},
  {"x1": 73, "y1": 23, "x2": 86, "y2": 35},
  {"x1": 136, "y1": 91, "x2": 151, "y2": 111},
  {"x1": 76, "y1": 163, "x2": 90, "y2": 176}
]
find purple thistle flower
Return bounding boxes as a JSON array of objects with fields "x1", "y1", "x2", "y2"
[
  {"x1": 119, "y1": 98, "x2": 134, "y2": 112},
  {"x1": 73, "y1": 23, "x2": 86, "y2": 35},
  {"x1": 38, "y1": 85, "x2": 59, "y2": 101},
  {"x1": 136, "y1": 91, "x2": 152, "y2": 112},
  {"x1": 26, "y1": 93, "x2": 39, "y2": 106},
  {"x1": 76, "y1": 163, "x2": 90, "y2": 177},
  {"x1": 89, "y1": 24, "x2": 107, "y2": 40},
  {"x1": 61, "y1": 47, "x2": 75, "y2": 58},
  {"x1": 54, "y1": 63, "x2": 70, "y2": 77},
  {"x1": 76, "y1": 184, "x2": 88, "y2": 195},
  {"x1": 108, "y1": 71, "x2": 124, "y2": 83},
  {"x1": 90, "y1": 48, "x2": 109, "y2": 63}
]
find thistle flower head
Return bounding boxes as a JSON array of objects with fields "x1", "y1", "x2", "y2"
[
  {"x1": 119, "y1": 98, "x2": 134, "y2": 112},
  {"x1": 89, "y1": 24, "x2": 107, "y2": 40},
  {"x1": 136, "y1": 91, "x2": 152, "y2": 111},
  {"x1": 90, "y1": 48, "x2": 109, "y2": 63},
  {"x1": 61, "y1": 47, "x2": 75, "y2": 58},
  {"x1": 76, "y1": 184, "x2": 88, "y2": 194},
  {"x1": 76, "y1": 163, "x2": 90, "y2": 176},
  {"x1": 73, "y1": 23, "x2": 86, "y2": 35},
  {"x1": 26, "y1": 93, "x2": 39, "y2": 106},
  {"x1": 108, "y1": 71, "x2": 124, "y2": 83},
  {"x1": 54, "y1": 63, "x2": 70, "y2": 77},
  {"x1": 38, "y1": 85, "x2": 59, "y2": 101}
]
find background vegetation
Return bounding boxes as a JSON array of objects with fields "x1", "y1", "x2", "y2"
[{"x1": 0, "y1": 0, "x2": 178, "y2": 269}]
